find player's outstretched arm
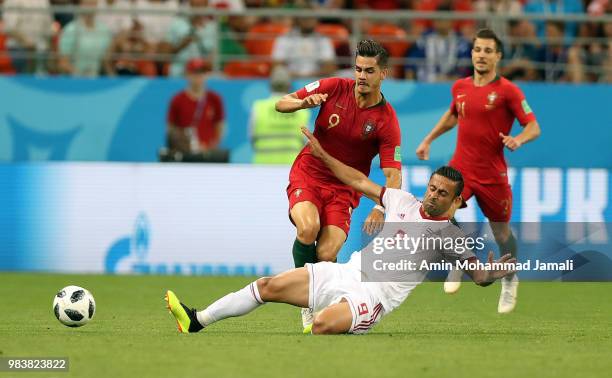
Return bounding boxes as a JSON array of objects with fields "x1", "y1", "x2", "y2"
[
  {"x1": 416, "y1": 110, "x2": 458, "y2": 160},
  {"x1": 275, "y1": 92, "x2": 328, "y2": 113},
  {"x1": 302, "y1": 127, "x2": 383, "y2": 205},
  {"x1": 463, "y1": 252, "x2": 517, "y2": 287}
]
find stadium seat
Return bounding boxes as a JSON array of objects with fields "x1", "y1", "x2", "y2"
[
  {"x1": 245, "y1": 23, "x2": 290, "y2": 58},
  {"x1": 366, "y1": 23, "x2": 410, "y2": 78},
  {"x1": 223, "y1": 61, "x2": 271, "y2": 78},
  {"x1": 366, "y1": 23, "x2": 410, "y2": 58},
  {"x1": 315, "y1": 23, "x2": 350, "y2": 49}
]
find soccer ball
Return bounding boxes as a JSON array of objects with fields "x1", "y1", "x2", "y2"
[{"x1": 53, "y1": 286, "x2": 96, "y2": 327}]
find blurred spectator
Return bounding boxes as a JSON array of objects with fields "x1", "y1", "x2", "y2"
[
  {"x1": 536, "y1": 20, "x2": 584, "y2": 82},
  {"x1": 104, "y1": 19, "x2": 157, "y2": 76},
  {"x1": 501, "y1": 20, "x2": 540, "y2": 81},
  {"x1": 474, "y1": 0, "x2": 523, "y2": 14},
  {"x1": 587, "y1": 0, "x2": 609, "y2": 15},
  {"x1": 249, "y1": 65, "x2": 309, "y2": 164},
  {"x1": 272, "y1": 16, "x2": 336, "y2": 77},
  {"x1": 295, "y1": 0, "x2": 347, "y2": 25},
  {"x1": 50, "y1": 0, "x2": 75, "y2": 28},
  {"x1": 243, "y1": 0, "x2": 286, "y2": 6},
  {"x1": 473, "y1": 0, "x2": 523, "y2": 39},
  {"x1": 354, "y1": 0, "x2": 406, "y2": 10},
  {"x1": 167, "y1": 58, "x2": 225, "y2": 154},
  {"x1": 163, "y1": 0, "x2": 216, "y2": 76},
  {"x1": 524, "y1": 0, "x2": 584, "y2": 41},
  {"x1": 219, "y1": 15, "x2": 254, "y2": 68},
  {"x1": 319, "y1": 23, "x2": 351, "y2": 74},
  {"x1": 576, "y1": 16, "x2": 612, "y2": 82},
  {"x1": 209, "y1": 0, "x2": 244, "y2": 10},
  {"x1": 58, "y1": 0, "x2": 112, "y2": 76},
  {"x1": 2, "y1": 0, "x2": 53, "y2": 73},
  {"x1": 565, "y1": 42, "x2": 586, "y2": 82},
  {"x1": 138, "y1": 0, "x2": 179, "y2": 46},
  {"x1": 136, "y1": 0, "x2": 178, "y2": 73},
  {"x1": 598, "y1": 17, "x2": 612, "y2": 83},
  {"x1": 404, "y1": 4, "x2": 471, "y2": 82},
  {"x1": 309, "y1": 0, "x2": 346, "y2": 10},
  {"x1": 412, "y1": 0, "x2": 475, "y2": 38},
  {"x1": 0, "y1": 15, "x2": 18, "y2": 74},
  {"x1": 97, "y1": 0, "x2": 134, "y2": 36}
]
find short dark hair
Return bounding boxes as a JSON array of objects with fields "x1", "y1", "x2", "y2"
[
  {"x1": 431, "y1": 166, "x2": 464, "y2": 197},
  {"x1": 473, "y1": 28, "x2": 504, "y2": 54},
  {"x1": 355, "y1": 39, "x2": 389, "y2": 68}
]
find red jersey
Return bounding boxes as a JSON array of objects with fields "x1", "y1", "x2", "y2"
[
  {"x1": 167, "y1": 90, "x2": 225, "y2": 147},
  {"x1": 294, "y1": 77, "x2": 402, "y2": 186},
  {"x1": 449, "y1": 76, "x2": 536, "y2": 184}
]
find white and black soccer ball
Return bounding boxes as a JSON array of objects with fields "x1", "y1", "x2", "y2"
[{"x1": 53, "y1": 286, "x2": 96, "y2": 327}]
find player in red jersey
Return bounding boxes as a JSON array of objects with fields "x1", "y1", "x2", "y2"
[
  {"x1": 275, "y1": 40, "x2": 402, "y2": 329},
  {"x1": 416, "y1": 29, "x2": 541, "y2": 314}
]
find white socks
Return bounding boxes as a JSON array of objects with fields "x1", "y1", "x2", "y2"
[{"x1": 196, "y1": 281, "x2": 265, "y2": 327}]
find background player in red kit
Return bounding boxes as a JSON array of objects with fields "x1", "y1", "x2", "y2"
[
  {"x1": 416, "y1": 29, "x2": 541, "y2": 314},
  {"x1": 275, "y1": 40, "x2": 402, "y2": 329}
]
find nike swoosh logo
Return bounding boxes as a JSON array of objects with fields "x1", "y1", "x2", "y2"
[
  {"x1": 457, "y1": 94, "x2": 466, "y2": 98},
  {"x1": 335, "y1": 103, "x2": 346, "y2": 109}
]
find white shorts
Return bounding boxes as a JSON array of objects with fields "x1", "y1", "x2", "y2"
[{"x1": 306, "y1": 261, "x2": 385, "y2": 335}]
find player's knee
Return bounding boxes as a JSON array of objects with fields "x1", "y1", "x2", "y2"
[
  {"x1": 316, "y1": 244, "x2": 339, "y2": 262},
  {"x1": 256, "y1": 277, "x2": 277, "y2": 301},
  {"x1": 257, "y1": 277, "x2": 283, "y2": 302},
  {"x1": 296, "y1": 223, "x2": 319, "y2": 245}
]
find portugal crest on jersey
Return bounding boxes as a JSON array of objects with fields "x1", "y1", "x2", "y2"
[
  {"x1": 487, "y1": 92, "x2": 498, "y2": 104},
  {"x1": 486, "y1": 92, "x2": 498, "y2": 110},
  {"x1": 361, "y1": 120, "x2": 376, "y2": 139}
]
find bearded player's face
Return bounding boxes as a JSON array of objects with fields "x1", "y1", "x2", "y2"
[
  {"x1": 471, "y1": 38, "x2": 501, "y2": 75},
  {"x1": 422, "y1": 174, "x2": 462, "y2": 217},
  {"x1": 354, "y1": 55, "x2": 386, "y2": 95}
]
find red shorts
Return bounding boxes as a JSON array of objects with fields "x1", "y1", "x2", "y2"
[
  {"x1": 462, "y1": 179, "x2": 513, "y2": 222},
  {"x1": 287, "y1": 178, "x2": 357, "y2": 236}
]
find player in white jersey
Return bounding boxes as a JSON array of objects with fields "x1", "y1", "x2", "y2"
[{"x1": 164, "y1": 128, "x2": 516, "y2": 335}]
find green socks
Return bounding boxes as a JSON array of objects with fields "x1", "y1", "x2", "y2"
[{"x1": 292, "y1": 239, "x2": 317, "y2": 268}]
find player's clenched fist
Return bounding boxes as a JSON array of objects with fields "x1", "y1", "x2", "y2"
[
  {"x1": 301, "y1": 127, "x2": 325, "y2": 159},
  {"x1": 499, "y1": 132, "x2": 522, "y2": 151},
  {"x1": 415, "y1": 141, "x2": 430, "y2": 160},
  {"x1": 301, "y1": 93, "x2": 328, "y2": 109}
]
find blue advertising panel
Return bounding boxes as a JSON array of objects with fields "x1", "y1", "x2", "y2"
[
  {"x1": 0, "y1": 77, "x2": 610, "y2": 168},
  {"x1": 0, "y1": 163, "x2": 609, "y2": 276}
]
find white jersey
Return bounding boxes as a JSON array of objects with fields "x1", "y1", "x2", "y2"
[{"x1": 345, "y1": 188, "x2": 475, "y2": 312}]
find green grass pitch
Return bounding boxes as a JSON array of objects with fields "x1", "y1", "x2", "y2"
[{"x1": 1, "y1": 273, "x2": 611, "y2": 378}]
